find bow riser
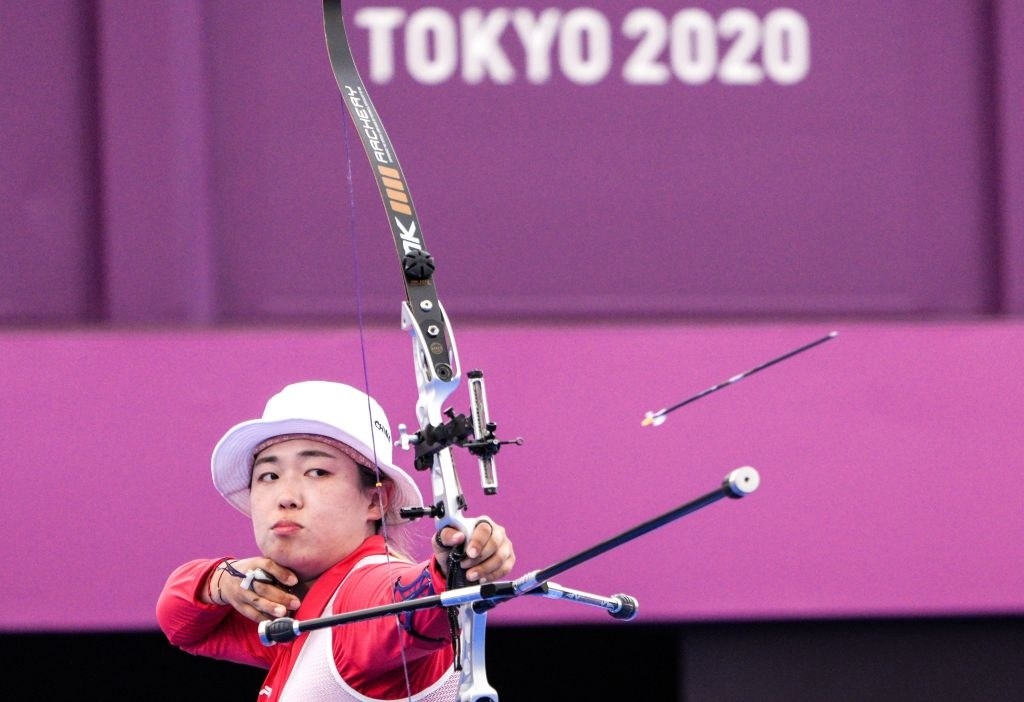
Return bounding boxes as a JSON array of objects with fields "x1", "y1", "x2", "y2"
[{"x1": 402, "y1": 300, "x2": 496, "y2": 701}]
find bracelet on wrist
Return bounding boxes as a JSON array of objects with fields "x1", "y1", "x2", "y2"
[{"x1": 208, "y1": 558, "x2": 236, "y2": 606}]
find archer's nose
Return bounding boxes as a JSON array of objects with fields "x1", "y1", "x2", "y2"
[{"x1": 275, "y1": 481, "x2": 303, "y2": 510}]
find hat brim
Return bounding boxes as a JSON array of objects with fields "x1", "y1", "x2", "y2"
[{"x1": 211, "y1": 416, "x2": 424, "y2": 525}]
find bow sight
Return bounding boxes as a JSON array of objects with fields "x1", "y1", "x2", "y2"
[{"x1": 397, "y1": 367, "x2": 524, "y2": 522}]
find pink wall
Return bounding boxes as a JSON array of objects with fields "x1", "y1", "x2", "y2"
[{"x1": 5, "y1": 321, "x2": 1021, "y2": 631}]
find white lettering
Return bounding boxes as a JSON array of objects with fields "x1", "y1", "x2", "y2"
[
  {"x1": 670, "y1": 9, "x2": 717, "y2": 84},
  {"x1": 512, "y1": 9, "x2": 561, "y2": 84},
  {"x1": 354, "y1": 7, "x2": 810, "y2": 87},
  {"x1": 559, "y1": 9, "x2": 612, "y2": 85},
  {"x1": 718, "y1": 8, "x2": 763, "y2": 85},
  {"x1": 344, "y1": 86, "x2": 391, "y2": 164},
  {"x1": 396, "y1": 217, "x2": 422, "y2": 255},
  {"x1": 406, "y1": 8, "x2": 458, "y2": 84},
  {"x1": 461, "y1": 8, "x2": 515, "y2": 84},
  {"x1": 622, "y1": 8, "x2": 670, "y2": 85},
  {"x1": 763, "y1": 8, "x2": 811, "y2": 84},
  {"x1": 353, "y1": 7, "x2": 406, "y2": 83}
]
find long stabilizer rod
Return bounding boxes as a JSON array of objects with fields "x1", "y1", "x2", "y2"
[{"x1": 259, "y1": 466, "x2": 759, "y2": 645}]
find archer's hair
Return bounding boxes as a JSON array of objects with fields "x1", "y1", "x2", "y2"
[{"x1": 356, "y1": 466, "x2": 415, "y2": 561}]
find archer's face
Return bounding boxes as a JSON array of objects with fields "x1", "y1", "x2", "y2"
[{"x1": 249, "y1": 438, "x2": 382, "y2": 579}]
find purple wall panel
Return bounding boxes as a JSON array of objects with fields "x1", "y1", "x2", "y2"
[
  {"x1": 4, "y1": 323, "x2": 1022, "y2": 631},
  {"x1": 996, "y1": 0, "x2": 1024, "y2": 312},
  {"x1": 95, "y1": 1, "x2": 217, "y2": 323},
  {"x1": 0, "y1": 2, "x2": 99, "y2": 322}
]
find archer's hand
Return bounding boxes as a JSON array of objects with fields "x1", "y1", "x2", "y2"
[
  {"x1": 208, "y1": 557, "x2": 301, "y2": 622},
  {"x1": 433, "y1": 516, "x2": 515, "y2": 584}
]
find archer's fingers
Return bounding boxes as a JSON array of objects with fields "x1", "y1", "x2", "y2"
[
  {"x1": 235, "y1": 588, "x2": 297, "y2": 622},
  {"x1": 465, "y1": 538, "x2": 515, "y2": 583},
  {"x1": 463, "y1": 517, "x2": 500, "y2": 560},
  {"x1": 221, "y1": 563, "x2": 301, "y2": 619},
  {"x1": 462, "y1": 519, "x2": 514, "y2": 579}
]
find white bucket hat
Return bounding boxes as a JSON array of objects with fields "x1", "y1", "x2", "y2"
[{"x1": 211, "y1": 381, "x2": 424, "y2": 524}]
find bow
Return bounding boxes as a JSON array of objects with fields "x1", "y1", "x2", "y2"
[
  {"x1": 321, "y1": 2, "x2": 510, "y2": 698},
  {"x1": 258, "y1": 4, "x2": 815, "y2": 699}
]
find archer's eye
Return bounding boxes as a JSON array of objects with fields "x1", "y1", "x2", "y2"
[
  {"x1": 306, "y1": 468, "x2": 331, "y2": 478},
  {"x1": 254, "y1": 470, "x2": 279, "y2": 483}
]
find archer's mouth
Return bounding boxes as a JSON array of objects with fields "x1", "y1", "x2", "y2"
[{"x1": 271, "y1": 520, "x2": 303, "y2": 536}]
